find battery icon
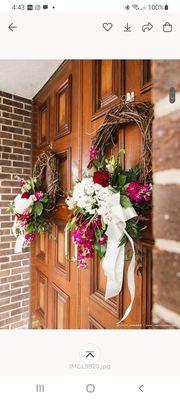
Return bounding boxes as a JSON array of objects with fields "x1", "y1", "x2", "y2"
[
  {"x1": 27, "y1": 4, "x2": 33, "y2": 10},
  {"x1": 165, "y1": 5, "x2": 169, "y2": 10}
]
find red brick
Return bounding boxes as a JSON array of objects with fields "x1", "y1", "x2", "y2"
[
  {"x1": 3, "y1": 98, "x2": 23, "y2": 108},
  {"x1": 153, "y1": 112, "x2": 180, "y2": 171},
  {"x1": 3, "y1": 111, "x2": 23, "y2": 121},
  {"x1": 153, "y1": 248, "x2": 180, "y2": 314},
  {"x1": 0, "y1": 91, "x2": 12, "y2": 99},
  {"x1": 153, "y1": 185, "x2": 180, "y2": 241}
]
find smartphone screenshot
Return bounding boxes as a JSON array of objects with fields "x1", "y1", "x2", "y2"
[{"x1": 0, "y1": 0, "x2": 179, "y2": 398}]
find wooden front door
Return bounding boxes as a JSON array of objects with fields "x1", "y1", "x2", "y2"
[{"x1": 32, "y1": 60, "x2": 153, "y2": 329}]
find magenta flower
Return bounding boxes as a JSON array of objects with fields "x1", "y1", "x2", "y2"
[
  {"x1": 34, "y1": 191, "x2": 44, "y2": 201},
  {"x1": 89, "y1": 146, "x2": 101, "y2": 161},
  {"x1": 127, "y1": 181, "x2": 152, "y2": 204},
  {"x1": 16, "y1": 176, "x2": 25, "y2": 187},
  {"x1": 99, "y1": 234, "x2": 107, "y2": 245},
  {"x1": 19, "y1": 212, "x2": 31, "y2": 223},
  {"x1": 25, "y1": 233, "x2": 36, "y2": 242}
]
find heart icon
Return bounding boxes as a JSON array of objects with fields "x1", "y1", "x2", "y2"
[{"x1": 103, "y1": 23, "x2": 113, "y2": 32}]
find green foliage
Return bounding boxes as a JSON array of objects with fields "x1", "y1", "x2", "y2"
[
  {"x1": 120, "y1": 194, "x2": 132, "y2": 208},
  {"x1": 101, "y1": 216, "x2": 106, "y2": 230},
  {"x1": 94, "y1": 242, "x2": 107, "y2": 259},
  {"x1": 117, "y1": 174, "x2": 126, "y2": 188},
  {"x1": 88, "y1": 166, "x2": 97, "y2": 177},
  {"x1": 99, "y1": 155, "x2": 107, "y2": 169},
  {"x1": 119, "y1": 218, "x2": 142, "y2": 248},
  {"x1": 125, "y1": 164, "x2": 141, "y2": 183},
  {"x1": 34, "y1": 202, "x2": 43, "y2": 217},
  {"x1": 110, "y1": 163, "x2": 122, "y2": 187},
  {"x1": 70, "y1": 216, "x2": 77, "y2": 230}
]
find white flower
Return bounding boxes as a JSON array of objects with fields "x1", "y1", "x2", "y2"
[
  {"x1": 65, "y1": 195, "x2": 76, "y2": 210},
  {"x1": 69, "y1": 177, "x2": 113, "y2": 215},
  {"x1": 106, "y1": 163, "x2": 115, "y2": 174},
  {"x1": 105, "y1": 156, "x2": 116, "y2": 174},
  {"x1": 14, "y1": 194, "x2": 34, "y2": 215}
]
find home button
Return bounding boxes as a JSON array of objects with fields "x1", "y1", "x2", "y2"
[{"x1": 86, "y1": 384, "x2": 95, "y2": 393}]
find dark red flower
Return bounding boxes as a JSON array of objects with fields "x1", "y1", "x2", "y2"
[
  {"x1": 93, "y1": 170, "x2": 110, "y2": 187},
  {"x1": 21, "y1": 192, "x2": 30, "y2": 199}
]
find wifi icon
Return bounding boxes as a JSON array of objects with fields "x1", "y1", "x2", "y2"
[{"x1": 132, "y1": 4, "x2": 139, "y2": 10}]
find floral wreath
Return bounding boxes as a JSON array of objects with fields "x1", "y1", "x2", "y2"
[
  {"x1": 9, "y1": 148, "x2": 61, "y2": 254},
  {"x1": 65, "y1": 100, "x2": 153, "y2": 323}
]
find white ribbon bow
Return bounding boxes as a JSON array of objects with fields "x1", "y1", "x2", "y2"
[{"x1": 102, "y1": 192, "x2": 137, "y2": 323}]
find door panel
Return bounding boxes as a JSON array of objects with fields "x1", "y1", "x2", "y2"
[{"x1": 32, "y1": 60, "x2": 153, "y2": 329}]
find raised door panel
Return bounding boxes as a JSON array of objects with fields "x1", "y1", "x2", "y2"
[
  {"x1": 92, "y1": 60, "x2": 124, "y2": 118},
  {"x1": 90, "y1": 255, "x2": 120, "y2": 317},
  {"x1": 53, "y1": 220, "x2": 70, "y2": 281},
  {"x1": 35, "y1": 269, "x2": 48, "y2": 327},
  {"x1": 52, "y1": 284, "x2": 70, "y2": 329},
  {"x1": 54, "y1": 75, "x2": 72, "y2": 139},
  {"x1": 37, "y1": 97, "x2": 50, "y2": 147},
  {"x1": 36, "y1": 233, "x2": 48, "y2": 265}
]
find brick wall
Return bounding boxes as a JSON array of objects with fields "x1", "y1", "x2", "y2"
[
  {"x1": 152, "y1": 61, "x2": 180, "y2": 328},
  {"x1": 0, "y1": 91, "x2": 32, "y2": 329}
]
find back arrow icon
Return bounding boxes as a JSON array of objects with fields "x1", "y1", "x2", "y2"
[
  {"x1": 142, "y1": 22, "x2": 153, "y2": 32},
  {"x1": 139, "y1": 385, "x2": 144, "y2": 392},
  {"x1": 8, "y1": 23, "x2": 17, "y2": 32}
]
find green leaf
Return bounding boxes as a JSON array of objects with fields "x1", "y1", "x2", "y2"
[
  {"x1": 110, "y1": 164, "x2": 122, "y2": 187},
  {"x1": 117, "y1": 175, "x2": 126, "y2": 188},
  {"x1": 99, "y1": 155, "x2": 106, "y2": 169},
  {"x1": 118, "y1": 234, "x2": 128, "y2": 247},
  {"x1": 120, "y1": 194, "x2": 132, "y2": 208},
  {"x1": 34, "y1": 202, "x2": 43, "y2": 216},
  {"x1": 94, "y1": 242, "x2": 107, "y2": 259},
  {"x1": 93, "y1": 160, "x2": 101, "y2": 169},
  {"x1": 88, "y1": 166, "x2": 97, "y2": 177},
  {"x1": 101, "y1": 216, "x2": 106, "y2": 230},
  {"x1": 25, "y1": 223, "x2": 35, "y2": 233},
  {"x1": 74, "y1": 207, "x2": 81, "y2": 217},
  {"x1": 95, "y1": 229, "x2": 102, "y2": 241},
  {"x1": 125, "y1": 164, "x2": 141, "y2": 182},
  {"x1": 41, "y1": 198, "x2": 48, "y2": 204},
  {"x1": 70, "y1": 216, "x2": 77, "y2": 230}
]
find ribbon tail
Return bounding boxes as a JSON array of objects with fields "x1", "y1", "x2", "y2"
[
  {"x1": 104, "y1": 243, "x2": 125, "y2": 300},
  {"x1": 15, "y1": 235, "x2": 25, "y2": 254},
  {"x1": 12, "y1": 216, "x2": 18, "y2": 237},
  {"x1": 117, "y1": 227, "x2": 136, "y2": 324}
]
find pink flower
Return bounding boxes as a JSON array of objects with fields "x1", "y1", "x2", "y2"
[
  {"x1": 34, "y1": 191, "x2": 44, "y2": 201},
  {"x1": 126, "y1": 181, "x2": 152, "y2": 203},
  {"x1": 19, "y1": 212, "x2": 31, "y2": 222},
  {"x1": 25, "y1": 233, "x2": 36, "y2": 242},
  {"x1": 16, "y1": 176, "x2": 25, "y2": 187},
  {"x1": 99, "y1": 234, "x2": 107, "y2": 245},
  {"x1": 89, "y1": 146, "x2": 101, "y2": 161}
]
